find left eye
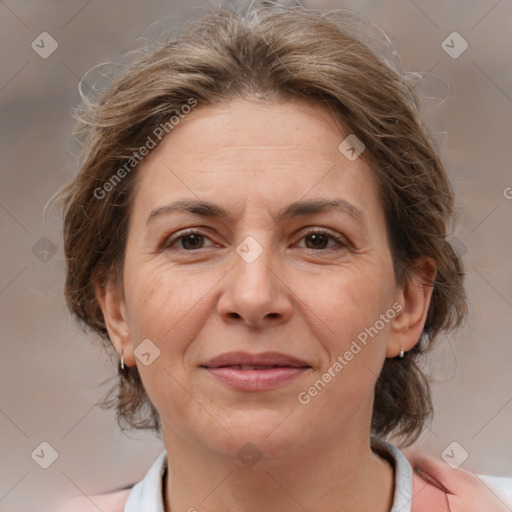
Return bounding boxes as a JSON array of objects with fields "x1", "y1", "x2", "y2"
[
  {"x1": 162, "y1": 229, "x2": 346, "y2": 251},
  {"x1": 298, "y1": 231, "x2": 346, "y2": 250}
]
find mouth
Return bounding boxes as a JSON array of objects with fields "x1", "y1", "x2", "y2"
[
  {"x1": 210, "y1": 364, "x2": 309, "y2": 370},
  {"x1": 200, "y1": 352, "x2": 312, "y2": 391},
  {"x1": 201, "y1": 351, "x2": 311, "y2": 369}
]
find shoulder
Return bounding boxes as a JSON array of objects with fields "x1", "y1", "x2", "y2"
[
  {"x1": 56, "y1": 488, "x2": 132, "y2": 512},
  {"x1": 405, "y1": 449, "x2": 512, "y2": 512},
  {"x1": 410, "y1": 469, "x2": 450, "y2": 511}
]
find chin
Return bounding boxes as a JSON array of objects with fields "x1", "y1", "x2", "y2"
[{"x1": 202, "y1": 410, "x2": 307, "y2": 462}]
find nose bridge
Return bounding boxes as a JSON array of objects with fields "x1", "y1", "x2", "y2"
[
  {"x1": 233, "y1": 230, "x2": 276, "y2": 295},
  {"x1": 232, "y1": 201, "x2": 277, "y2": 273},
  {"x1": 218, "y1": 228, "x2": 292, "y2": 326}
]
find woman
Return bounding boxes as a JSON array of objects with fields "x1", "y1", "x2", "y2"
[{"x1": 55, "y1": 3, "x2": 512, "y2": 511}]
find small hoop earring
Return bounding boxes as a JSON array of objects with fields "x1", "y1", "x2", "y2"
[
  {"x1": 399, "y1": 347, "x2": 405, "y2": 358},
  {"x1": 120, "y1": 350, "x2": 125, "y2": 371}
]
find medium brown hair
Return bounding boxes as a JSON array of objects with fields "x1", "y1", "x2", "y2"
[{"x1": 55, "y1": 2, "x2": 468, "y2": 446}]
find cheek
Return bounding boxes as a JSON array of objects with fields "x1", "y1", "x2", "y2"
[
  {"x1": 123, "y1": 267, "x2": 167, "y2": 338},
  {"x1": 305, "y1": 258, "x2": 395, "y2": 350},
  {"x1": 297, "y1": 267, "x2": 396, "y2": 420},
  {"x1": 122, "y1": 265, "x2": 208, "y2": 416},
  {"x1": 123, "y1": 258, "x2": 218, "y2": 353}
]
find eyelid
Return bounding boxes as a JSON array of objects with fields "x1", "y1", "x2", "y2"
[
  {"x1": 161, "y1": 226, "x2": 349, "y2": 252},
  {"x1": 160, "y1": 227, "x2": 215, "y2": 250},
  {"x1": 299, "y1": 227, "x2": 348, "y2": 248}
]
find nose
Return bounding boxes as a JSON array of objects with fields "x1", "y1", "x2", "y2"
[{"x1": 217, "y1": 236, "x2": 293, "y2": 329}]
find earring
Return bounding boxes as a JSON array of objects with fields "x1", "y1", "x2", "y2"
[
  {"x1": 120, "y1": 349, "x2": 125, "y2": 371},
  {"x1": 399, "y1": 347, "x2": 405, "y2": 358}
]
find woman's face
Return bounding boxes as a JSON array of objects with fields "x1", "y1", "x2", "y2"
[{"x1": 102, "y1": 97, "x2": 428, "y2": 459}]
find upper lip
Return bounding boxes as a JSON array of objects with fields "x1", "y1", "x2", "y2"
[{"x1": 201, "y1": 351, "x2": 311, "y2": 368}]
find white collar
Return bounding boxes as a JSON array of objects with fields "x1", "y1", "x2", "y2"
[
  {"x1": 124, "y1": 449, "x2": 167, "y2": 512},
  {"x1": 124, "y1": 438, "x2": 413, "y2": 512}
]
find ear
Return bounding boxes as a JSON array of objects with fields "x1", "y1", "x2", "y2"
[
  {"x1": 386, "y1": 256, "x2": 437, "y2": 358},
  {"x1": 95, "y1": 278, "x2": 136, "y2": 367}
]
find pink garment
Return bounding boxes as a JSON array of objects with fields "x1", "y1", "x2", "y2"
[
  {"x1": 411, "y1": 469, "x2": 450, "y2": 511},
  {"x1": 56, "y1": 488, "x2": 130, "y2": 512},
  {"x1": 408, "y1": 452, "x2": 512, "y2": 512},
  {"x1": 57, "y1": 452, "x2": 511, "y2": 511},
  {"x1": 57, "y1": 480, "x2": 450, "y2": 512}
]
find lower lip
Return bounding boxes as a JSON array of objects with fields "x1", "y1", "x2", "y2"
[{"x1": 203, "y1": 366, "x2": 310, "y2": 391}]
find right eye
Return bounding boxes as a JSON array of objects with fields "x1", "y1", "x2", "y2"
[{"x1": 162, "y1": 229, "x2": 216, "y2": 251}]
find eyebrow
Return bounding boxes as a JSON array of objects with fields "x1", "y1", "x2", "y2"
[{"x1": 147, "y1": 198, "x2": 367, "y2": 226}]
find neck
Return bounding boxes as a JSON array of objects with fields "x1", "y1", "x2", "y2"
[{"x1": 161, "y1": 427, "x2": 395, "y2": 512}]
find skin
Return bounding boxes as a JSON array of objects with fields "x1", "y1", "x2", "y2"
[{"x1": 97, "y1": 96, "x2": 436, "y2": 512}]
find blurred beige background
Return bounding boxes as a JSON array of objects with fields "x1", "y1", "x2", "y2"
[{"x1": 1, "y1": 1, "x2": 511, "y2": 510}]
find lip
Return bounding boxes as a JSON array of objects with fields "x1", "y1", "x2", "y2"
[
  {"x1": 201, "y1": 351, "x2": 310, "y2": 368},
  {"x1": 204, "y1": 367, "x2": 309, "y2": 391},
  {"x1": 200, "y1": 351, "x2": 311, "y2": 391}
]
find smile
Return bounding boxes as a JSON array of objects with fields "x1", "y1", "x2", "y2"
[{"x1": 202, "y1": 366, "x2": 310, "y2": 391}]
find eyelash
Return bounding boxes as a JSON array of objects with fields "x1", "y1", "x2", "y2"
[{"x1": 161, "y1": 228, "x2": 348, "y2": 252}]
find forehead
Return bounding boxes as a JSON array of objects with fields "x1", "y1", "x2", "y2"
[
  {"x1": 146, "y1": 97, "x2": 350, "y2": 161},
  {"x1": 130, "y1": 97, "x2": 382, "y2": 224}
]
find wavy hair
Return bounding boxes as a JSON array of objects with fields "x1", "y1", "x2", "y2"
[{"x1": 54, "y1": 2, "x2": 468, "y2": 446}]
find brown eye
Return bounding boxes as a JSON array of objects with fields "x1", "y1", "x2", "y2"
[
  {"x1": 299, "y1": 230, "x2": 347, "y2": 250},
  {"x1": 162, "y1": 229, "x2": 214, "y2": 251},
  {"x1": 304, "y1": 233, "x2": 330, "y2": 250},
  {"x1": 179, "y1": 233, "x2": 206, "y2": 250}
]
